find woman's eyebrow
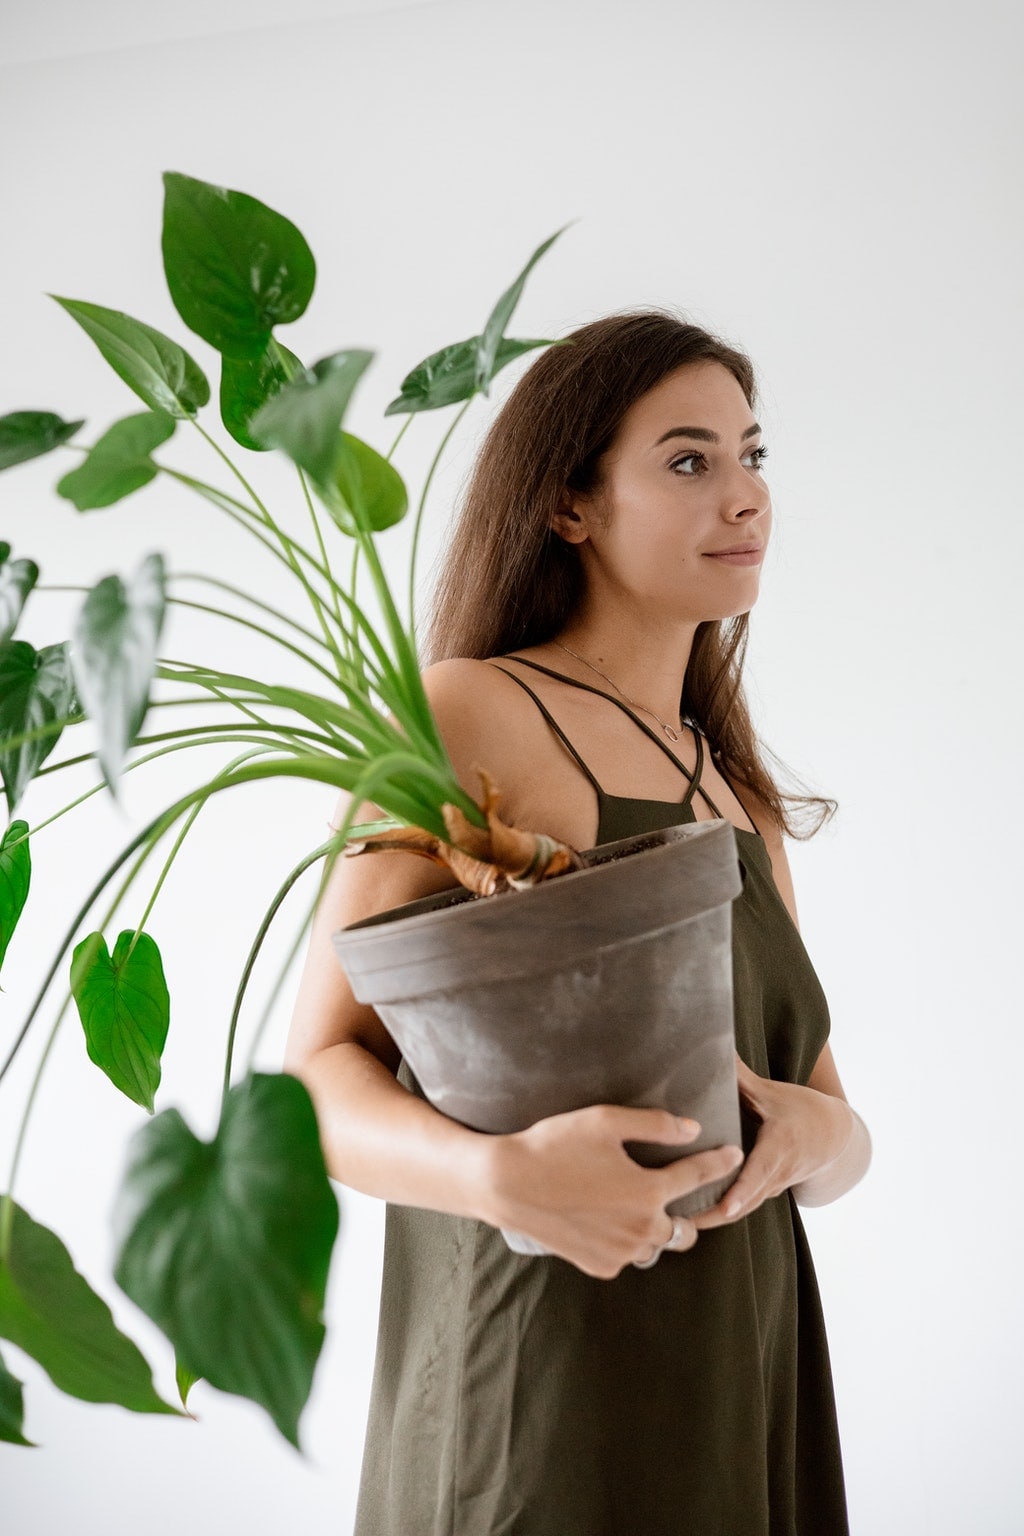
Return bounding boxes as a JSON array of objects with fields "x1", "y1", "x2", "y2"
[{"x1": 654, "y1": 423, "x2": 762, "y2": 446}]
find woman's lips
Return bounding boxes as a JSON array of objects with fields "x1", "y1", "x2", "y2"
[{"x1": 702, "y1": 545, "x2": 764, "y2": 566}]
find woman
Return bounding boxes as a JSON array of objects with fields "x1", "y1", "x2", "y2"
[{"x1": 285, "y1": 311, "x2": 872, "y2": 1534}]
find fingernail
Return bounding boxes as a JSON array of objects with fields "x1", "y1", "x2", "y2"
[
  {"x1": 726, "y1": 1146, "x2": 744, "y2": 1166},
  {"x1": 723, "y1": 1198, "x2": 742, "y2": 1217},
  {"x1": 676, "y1": 1117, "x2": 700, "y2": 1138}
]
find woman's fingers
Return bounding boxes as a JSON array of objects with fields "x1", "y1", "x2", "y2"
[
  {"x1": 691, "y1": 1144, "x2": 781, "y2": 1228},
  {"x1": 658, "y1": 1143, "x2": 744, "y2": 1207}
]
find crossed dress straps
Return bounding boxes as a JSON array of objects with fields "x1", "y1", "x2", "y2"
[{"x1": 487, "y1": 655, "x2": 728, "y2": 822}]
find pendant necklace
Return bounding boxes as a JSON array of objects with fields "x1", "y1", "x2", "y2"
[{"x1": 554, "y1": 641, "x2": 687, "y2": 744}]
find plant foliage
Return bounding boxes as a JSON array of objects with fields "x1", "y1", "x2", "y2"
[{"x1": 0, "y1": 170, "x2": 568, "y2": 1447}]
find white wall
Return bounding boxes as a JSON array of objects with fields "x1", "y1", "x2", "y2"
[{"x1": 1, "y1": 1, "x2": 1021, "y2": 1532}]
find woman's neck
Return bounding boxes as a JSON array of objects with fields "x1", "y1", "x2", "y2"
[{"x1": 536, "y1": 612, "x2": 698, "y2": 731}]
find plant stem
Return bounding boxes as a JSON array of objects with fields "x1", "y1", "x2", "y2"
[
  {"x1": 408, "y1": 398, "x2": 472, "y2": 629},
  {"x1": 221, "y1": 836, "x2": 339, "y2": 1105},
  {"x1": 386, "y1": 415, "x2": 412, "y2": 461},
  {"x1": 166, "y1": 595, "x2": 342, "y2": 690},
  {"x1": 0, "y1": 994, "x2": 72, "y2": 1261},
  {"x1": 172, "y1": 573, "x2": 331, "y2": 653},
  {"x1": 190, "y1": 421, "x2": 347, "y2": 676}
]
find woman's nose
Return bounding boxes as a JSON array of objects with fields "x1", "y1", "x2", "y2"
[{"x1": 722, "y1": 470, "x2": 770, "y2": 522}]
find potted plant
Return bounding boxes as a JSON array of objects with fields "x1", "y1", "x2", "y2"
[{"x1": 0, "y1": 172, "x2": 741, "y2": 1450}]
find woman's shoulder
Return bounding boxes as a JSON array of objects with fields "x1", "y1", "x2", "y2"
[{"x1": 421, "y1": 656, "x2": 547, "y2": 767}]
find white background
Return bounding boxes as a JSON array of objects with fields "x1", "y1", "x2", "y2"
[{"x1": 1, "y1": 0, "x2": 1022, "y2": 1531}]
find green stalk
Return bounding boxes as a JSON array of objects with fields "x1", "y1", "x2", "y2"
[
  {"x1": 166, "y1": 596, "x2": 343, "y2": 690},
  {"x1": 221, "y1": 836, "x2": 340, "y2": 1104},
  {"x1": 407, "y1": 398, "x2": 472, "y2": 628},
  {"x1": 296, "y1": 467, "x2": 345, "y2": 640},
  {"x1": 190, "y1": 422, "x2": 347, "y2": 677},
  {"x1": 172, "y1": 573, "x2": 333, "y2": 653},
  {"x1": 0, "y1": 995, "x2": 72, "y2": 1259}
]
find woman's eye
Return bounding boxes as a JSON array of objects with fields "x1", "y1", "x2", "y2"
[
  {"x1": 669, "y1": 453, "x2": 706, "y2": 476},
  {"x1": 669, "y1": 445, "x2": 769, "y2": 476}
]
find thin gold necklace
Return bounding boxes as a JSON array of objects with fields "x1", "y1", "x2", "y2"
[{"x1": 554, "y1": 641, "x2": 686, "y2": 743}]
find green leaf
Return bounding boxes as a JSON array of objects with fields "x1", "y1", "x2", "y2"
[
  {"x1": 70, "y1": 931, "x2": 170, "y2": 1112},
  {"x1": 220, "y1": 342, "x2": 302, "y2": 452},
  {"x1": 0, "y1": 820, "x2": 30, "y2": 979},
  {"x1": 113, "y1": 1072, "x2": 340, "y2": 1448},
  {"x1": 56, "y1": 411, "x2": 176, "y2": 512},
  {"x1": 251, "y1": 349, "x2": 374, "y2": 484},
  {"x1": 175, "y1": 1355, "x2": 201, "y2": 1410},
  {"x1": 0, "y1": 412, "x2": 84, "y2": 472},
  {"x1": 385, "y1": 335, "x2": 559, "y2": 417},
  {"x1": 0, "y1": 550, "x2": 39, "y2": 643},
  {"x1": 476, "y1": 225, "x2": 572, "y2": 394},
  {"x1": 330, "y1": 432, "x2": 408, "y2": 535},
  {"x1": 0, "y1": 1343, "x2": 34, "y2": 1446},
  {"x1": 52, "y1": 298, "x2": 210, "y2": 419},
  {"x1": 0, "y1": 1200, "x2": 178, "y2": 1415},
  {"x1": 71, "y1": 553, "x2": 166, "y2": 792},
  {"x1": 162, "y1": 172, "x2": 316, "y2": 360},
  {"x1": 0, "y1": 641, "x2": 76, "y2": 814},
  {"x1": 55, "y1": 297, "x2": 211, "y2": 420}
]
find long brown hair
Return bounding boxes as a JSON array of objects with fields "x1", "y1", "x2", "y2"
[{"x1": 426, "y1": 310, "x2": 834, "y2": 837}]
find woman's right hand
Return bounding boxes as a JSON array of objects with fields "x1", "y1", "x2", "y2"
[{"x1": 480, "y1": 1104, "x2": 745, "y2": 1279}]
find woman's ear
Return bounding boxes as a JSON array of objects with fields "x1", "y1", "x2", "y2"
[{"x1": 551, "y1": 495, "x2": 592, "y2": 546}]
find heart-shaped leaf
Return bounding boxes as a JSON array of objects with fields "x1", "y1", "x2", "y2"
[
  {"x1": 162, "y1": 172, "x2": 316, "y2": 360},
  {"x1": 220, "y1": 341, "x2": 302, "y2": 451},
  {"x1": 0, "y1": 820, "x2": 30, "y2": 980},
  {"x1": 330, "y1": 432, "x2": 408, "y2": 536},
  {"x1": 70, "y1": 930, "x2": 170, "y2": 1112},
  {"x1": 0, "y1": 641, "x2": 76, "y2": 814},
  {"x1": 476, "y1": 225, "x2": 572, "y2": 394},
  {"x1": 0, "y1": 412, "x2": 84, "y2": 472},
  {"x1": 385, "y1": 335, "x2": 560, "y2": 417},
  {"x1": 56, "y1": 411, "x2": 176, "y2": 512},
  {"x1": 0, "y1": 1343, "x2": 33, "y2": 1446},
  {"x1": 0, "y1": 1200, "x2": 178, "y2": 1415},
  {"x1": 0, "y1": 550, "x2": 39, "y2": 644},
  {"x1": 71, "y1": 553, "x2": 166, "y2": 793},
  {"x1": 251, "y1": 349, "x2": 374, "y2": 485},
  {"x1": 113, "y1": 1072, "x2": 340, "y2": 1448},
  {"x1": 52, "y1": 298, "x2": 209, "y2": 419}
]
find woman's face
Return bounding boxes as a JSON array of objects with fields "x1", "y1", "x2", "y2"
[{"x1": 561, "y1": 360, "x2": 772, "y2": 627}]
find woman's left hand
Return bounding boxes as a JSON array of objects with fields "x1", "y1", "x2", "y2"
[{"x1": 691, "y1": 1056, "x2": 852, "y2": 1229}]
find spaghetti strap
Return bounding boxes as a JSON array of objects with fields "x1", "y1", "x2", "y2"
[
  {"x1": 489, "y1": 664, "x2": 606, "y2": 797},
  {"x1": 498, "y1": 654, "x2": 728, "y2": 821}
]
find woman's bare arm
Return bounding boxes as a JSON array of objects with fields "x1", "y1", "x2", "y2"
[{"x1": 283, "y1": 660, "x2": 744, "y2": 1277}]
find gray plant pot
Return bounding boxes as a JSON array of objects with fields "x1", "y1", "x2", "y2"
[{"x1": 333, "y1": 818, "x2": 743, "y2": 1255}]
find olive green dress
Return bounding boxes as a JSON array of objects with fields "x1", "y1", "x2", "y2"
[{"x1": 353, "y1": 662, "x2": 848, "y2": 1536}]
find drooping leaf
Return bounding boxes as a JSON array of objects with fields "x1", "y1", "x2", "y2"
[
  {"x1": 0, "y1": 1200, "x2": 178, "y2": 1415},
  {"x1": 70, "y1": 931, "x2": 170, "y2": 1112},
  {"x1": 175, "y1": 1355, "x2": 201, "y2": 1411},
  {"x1": 385, "y1": 335, "x2": 560, "y2": 416},
  {"x1": 0, "y1": 412, "x2": 84, "y2": 472},
  {"x1": 162, "y1": 172, "x2": 316, "y2": 361},
  {"x1": 330, "y1": 433, "x2": 408, "y2": 536},
  {"x1": 51, "y1": 298, "x2": 209, "y2": 419},
  {"x1": 0, "y1": 1343, "x2": 33, "y2": 1446},
  {"x1": 476, "y1": 225, "x2": 572, "y2": 394},
  {"x1": 113, "y1": 1072, "x2": 340, "y2": 1448},
  {"x1": 56, "y1": 411, "x2": 176, "y2": 512},
  {"x1": 0, "y1": 641, "x2": 76, "y2": 814},
  {"x1": 71, "y1": 553, "x2": 166, "y2": 792},
  {"x1": 220, "y1": 341, "x2": 302, "y2": 451},
  {"x1": 0, "y1": 820, "x2": 30, "y2": 979},
  {"x1": 251, "y1": 349, "x2": 374, "y2": 486},
  {"x1": 0, "y1": 550, "x2": 39, "y2": 643}
]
